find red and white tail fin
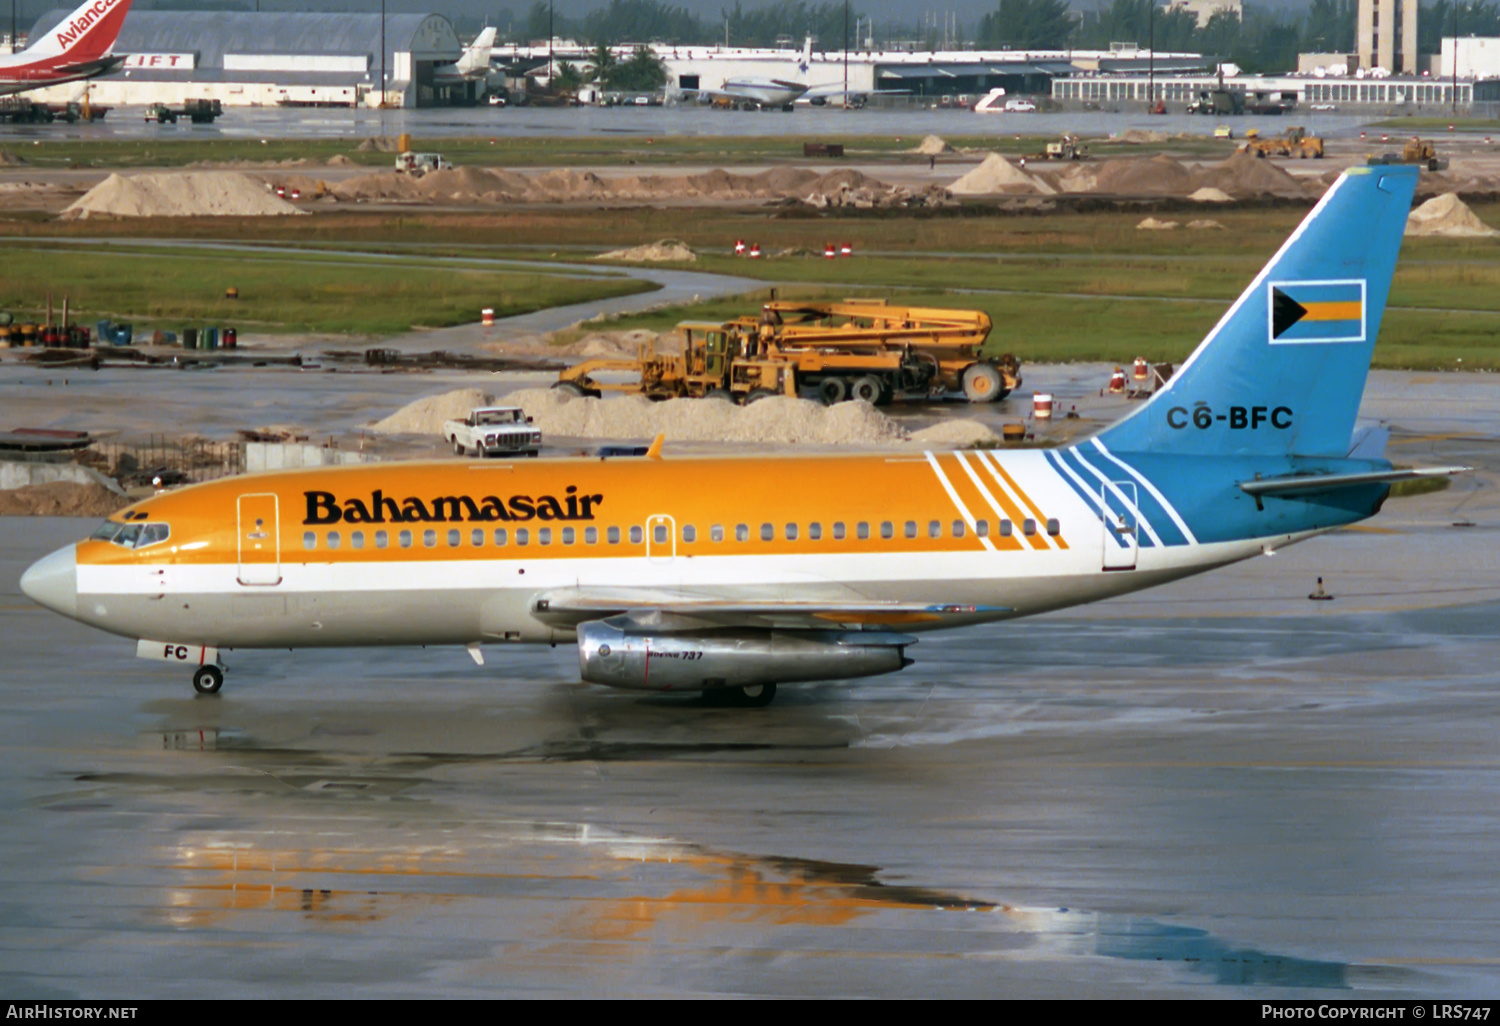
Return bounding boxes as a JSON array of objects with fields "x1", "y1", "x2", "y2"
[{"x1": 17, "y1": 0, "x2": 134, "y2": 65}]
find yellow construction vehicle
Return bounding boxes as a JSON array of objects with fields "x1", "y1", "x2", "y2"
[
  {"x1": 1240, "y1": 125, "x2": 1324, "y2": 159},
  {"x1": 554, "y1": 299, "x2": 1022, "y2": 406},
  {"x1": 1369, "y1": 137, "x2": 1447, "y2": 172}
]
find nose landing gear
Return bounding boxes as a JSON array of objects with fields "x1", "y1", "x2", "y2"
[{"x1": 191, "y1": 664, "x2": 225, "y2": 695}]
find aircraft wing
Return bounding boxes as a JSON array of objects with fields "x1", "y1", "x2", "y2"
[{"x1": 526, "y1": 587, "x2": 1012, "y2": 631}]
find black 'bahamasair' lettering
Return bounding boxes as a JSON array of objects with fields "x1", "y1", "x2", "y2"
[{"x1": 303, "y1": 487, "x2": 603, "y2": 525}]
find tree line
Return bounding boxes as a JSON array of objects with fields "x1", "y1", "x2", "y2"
[{"x1": 498, "y1": 0, "x2": 1500, "y2": 75}]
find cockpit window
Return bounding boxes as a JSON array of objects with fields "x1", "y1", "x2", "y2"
[
  {"x1": 137, "y1": 523, "x2": 170, "y2": 548},
  {"x1": 93, "y1": 521, "x2": 170, "y2": 549},
  {"x1": 90, "y1": 520, "x2": 124, "y2": 542}
]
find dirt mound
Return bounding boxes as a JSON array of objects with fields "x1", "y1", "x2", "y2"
[
  {"x1": 493, "y1": 388, "x2": 910, "y2": 446},
  {"x1": 948, "y1": 152, "x2": 1055, "y2": 195},
  {"x1": 1136, "y1": 217, "x2": 1180, "y2": 230},
  {"x1": 529, "y1": 168, "x2": 613, "y2": 200},
  {"x1": 908, "y1": 420, "x2": 1001, "y2": 447},
  {"x1": 1187, "y1": 219, "x2": 1225, "y2": 230},
  {"x1": 1189, "y1": 186, "x2": 1234, "y2": 202},
  {"x1": 62, "y1": 172, "x2": 305, "y2": 219},
  {"x1": 1050, "y1": 164, "x2": 1099, "y2": 193},
  {"x1": 326, "y1": 154, "x2": 355, "y2": 166},
  {"x1": 1406, "y1": 193, "x2": 1500, "y2": 238},
  {"x1": 370, "y1": 388, "x2": 494, "y2": 435},
  {"x1": 914, "y1": 134, "x2": 951, "y2": 155},
  {"x1": 1194, "y1": 149, "x2": 1306, "y2": 198},
  {"x1": 593, "y1": 239, "x2": 697, "y2": 262},
  {"x1": 355, "y1": 137, "x2": 402, "y2": 153},
  {"x1": 749, "y1": 167, "x2": 820, "y2": 193},
  {"x1": 0, "y1": 150, "x2": 27, "y2": 166},
  {"x1": 1094, "y1": 154, "x2": 1195, "y2": 196},
  {"x1": 0, "y1": 481, "x2": 127, "y2": 517},
  {"x1": 414, "y1": 165, "x2": 532, "y2": 202},
  {"x1": 1116, "y1": 128, "x2": 1169, "y2": 144},
  {"x1": 330, "y1": 171, "x2": 427, "y2": 201}
]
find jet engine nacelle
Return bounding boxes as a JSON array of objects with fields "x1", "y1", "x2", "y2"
[{"x1": 576, "y1": 619, "x2": 915, "y2": 692}]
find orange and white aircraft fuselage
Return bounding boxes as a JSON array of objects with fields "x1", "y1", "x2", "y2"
[{"x1": 21, "y1": 166, "x2": 1462, "y2": 705}]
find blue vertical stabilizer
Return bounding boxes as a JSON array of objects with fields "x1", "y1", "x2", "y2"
[{"x1": 1096, "y1": 165, "x2": 1417, "y2": 459}]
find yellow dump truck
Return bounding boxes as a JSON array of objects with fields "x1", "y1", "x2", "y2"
[{"x1": 554, "y1": 300, "x2": 1021, "y2": 406}]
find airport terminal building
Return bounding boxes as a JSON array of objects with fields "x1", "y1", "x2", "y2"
[{"x1": 22, "y1": 10, "x2": 464, "y2": 107}]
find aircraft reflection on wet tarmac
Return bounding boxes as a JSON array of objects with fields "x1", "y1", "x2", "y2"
[{"x1": 149, "y1": 824, "x2": 1359, "y2": 990}]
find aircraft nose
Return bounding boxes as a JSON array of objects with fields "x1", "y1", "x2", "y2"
[{"x1": 20, "y1": 544, "x2": 78, "y2": 618}]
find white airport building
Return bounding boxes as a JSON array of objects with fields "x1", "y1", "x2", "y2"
[{"x1": 20, "y1": 9, "x2": 465, "y2": 108}]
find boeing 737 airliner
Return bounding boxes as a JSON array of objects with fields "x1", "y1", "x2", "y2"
[{"x1": 21, "y1": 165, "x2": 1463, "y2": 705}]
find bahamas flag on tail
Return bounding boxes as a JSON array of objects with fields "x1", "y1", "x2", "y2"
[{"x1": 1268, "y1": 280, "x2": 1366, "y2": 344}]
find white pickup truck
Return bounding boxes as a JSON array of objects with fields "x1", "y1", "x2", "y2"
[{"x1": 444, "y1": 407, "x2": 541, "y2": 458}]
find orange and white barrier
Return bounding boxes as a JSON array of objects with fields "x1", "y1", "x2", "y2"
[{"x1": 1033, "y1": 393, "x2": 1053, "y2": 419}]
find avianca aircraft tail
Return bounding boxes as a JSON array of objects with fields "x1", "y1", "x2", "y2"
[
  {"x1": 1098, "y1": 163, "x2": 1416, "y2": 460},
  {"x1": 0, "y1": 0, "x2": 134, "y2": 95}
]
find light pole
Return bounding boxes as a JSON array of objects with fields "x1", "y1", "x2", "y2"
[
  {"x1": 1452, "y1": 0, "x2": 1460, "y2": 116},
  {"x1": 840, "y1": 0, "x2": 852, "y2": 110}
]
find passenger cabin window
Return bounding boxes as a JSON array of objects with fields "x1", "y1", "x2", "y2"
[
  {"x1": 975, "y1": 520, "x2": 989, "y2": 538},
  {"x1": 1022, "y1": 519, "x2": 1036, "y2": 536},
  {"x1": 399, "y1": 530, "x2": 413, "y2": 548},
  {"x1": 539, "y1": 528, "x2": 552, "y2": 545},
  {"x1": 710, "y1": 525, "x2": 724, "y2": 542},
  {"x1": 629, "y1": 526, "x2": 642, "y2": 544},
  {"x1": 785, "y1": 523, "x2": 798, "y2": 541},
  {"x1": 999, "y1": 520, "x2": 1012, "y2": 537},
  {"x1": 303, "y1": 531, "x2": 316, "y2": 551},
  {"x1": 352, "y1": 531, "x2": 365, "y2": 550},
  {"x1": 517, "y1": 528, "x2": 530, "y2": 545},
  {"x1": 563, "y1": 527, "x2": 575, "y2": 544},
  {"x1": 760, "y1": 523, "x2": 774, "y2": 541},
  {"x1": 607, "y1": 527, "x2": 620, "y2": 544},
  {"x1": 881, "y1": 522, "x2": 894, "y2": 540},
  {"x1": 471, "y1": 529, "x2": 485, "y2": 547},
  {"x1": 447, "y1": 529, "x2": 460, "y2": 547},
  {"x1": 952, "y1": 520, "x2": 965, "y2": 538},
  {"x1": 585, "y1": 526, "x2": 597, "y2": 544},
  {"x1": 929, "y1": 520, "x2": 941, "y2": 539},
  {"x1": 858, "y1": 522, "x2": 870, "y2": 540},
  {"x1": 682, "y1": 525, "x2": 696, "y2": 543},
  {"x1": 653, "y1": 525, "x2": 668, "y2": 544},
  {"x1": 494, "y1": 528, "x2": 508, "y2": 546},
  {"x1": 327, "y1": 531, "x2": 341, "y2": 550},
  {"x1": 736, "y1": 524, "x2": 749, "y2": 542},
  {"x1": 809, "y1": 523, "x2": 822, "y2": 541},
  {"x1": 833, "y1": 522, "x2": 846, "y2": 540},
  {"x1": 1047, "y1": 518, "x2": 1060, "y2": 537},
  {"x1": 376, "y1": 530, "x2": 389, "y2": 549},
  {"x1": 905, "y1": 521, "x2": 918, "y2": 539}
]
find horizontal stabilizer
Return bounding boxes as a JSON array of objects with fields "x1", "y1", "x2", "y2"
[{"x1": 1239, "y1": 466, "x2": 1469, "y2": 497}]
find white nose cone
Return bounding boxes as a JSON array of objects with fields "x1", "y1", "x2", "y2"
[{"x1": 20, "y1": 544, "x2": 77, "y2": 618}]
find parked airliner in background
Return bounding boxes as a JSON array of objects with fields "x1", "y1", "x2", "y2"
[
  {"x1": 21, "y1": 165, "x2": 1464, "y2": 706},
  {"x1": 432, "y1": 26, "x2": 498, "y2": 91},
  {"x1": 0, "y1": 0, "x2": 134, "y2": 96},
  {"x1": 692, "y1": 36, "x2": 813, "y2": 109}
]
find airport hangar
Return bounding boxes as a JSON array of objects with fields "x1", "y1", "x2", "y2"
[
  {"x1": 506, "y1": 41, "x2": 1209, "y2": 103},
  {"x1": 20, "y1": 9, "x2": 467, "y2": 108}
]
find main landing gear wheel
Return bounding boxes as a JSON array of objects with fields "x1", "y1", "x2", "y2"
[
  {"x1": 962, "y1": 362, "x2": 1004, "y2": 402},
  {"x1": 818, "y1": 377, "x2": 848, "y2": 406},
  {"x1": 734, "y1": 683, "x2": 777, "y2": 707},
  {"x1": 192, "y1": 665, "x2": 224, "y2": 695},
  {"x1": 850, "y1": 376, "x2": 883, "y2": 404}
]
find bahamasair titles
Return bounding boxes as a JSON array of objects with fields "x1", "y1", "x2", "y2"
[{"x1": 21, "y1": 165, "x2": 1465, "y2": 706}]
